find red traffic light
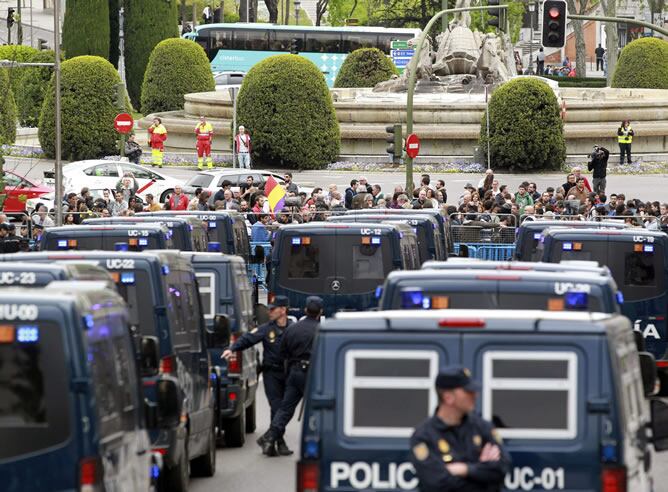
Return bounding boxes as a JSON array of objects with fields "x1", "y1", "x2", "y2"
[{"x1": 549, "y1": 7, "x2": 561, "y2": 18}]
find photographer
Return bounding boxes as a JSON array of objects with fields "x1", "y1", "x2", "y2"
[{"x1": 588, "y1": 145, "x2": 609, "y2": 195}]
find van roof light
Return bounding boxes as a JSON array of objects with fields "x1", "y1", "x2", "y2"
[{"x1": 438, "y1": 319, "x2": 485, "y2": 328}]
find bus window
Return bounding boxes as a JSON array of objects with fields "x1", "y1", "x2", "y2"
[
  {"x1": 233, "y1": 29, "x2": 268, "y2": 51},
  {"x1": 377, "y1": 34, "x2": 395, "y2": 54},
  {"x1": 212, "y1": 29, "x2": 232, "y2": 50},
  {"x1": 305, "y1": 32, "x2": 342, "y2": 53},
  {"x1": 269, "y1": 31, "x2": 305, "y2": 51},
  {"x1": 342, "y1": 33, "x2": 378, "y2": 52}
]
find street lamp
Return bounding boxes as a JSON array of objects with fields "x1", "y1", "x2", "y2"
[
  {"x1": 294, "y1": 0, "x2": 301, "y2": 25},
  {"x1": 527, "y1": 2, "x2": 536, "y2": 75}
]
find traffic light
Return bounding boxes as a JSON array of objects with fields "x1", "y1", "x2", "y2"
[
  {"x1": 37, "y1": 38, "x2": 49, "y2": 51},
  {"x1": 7, "y1": 8, "x2": 15, "y2": 28},
  {"x1": 290, "y1": 38, "x2": 300, "y2": 55},
  {"x1": 542, "y1": 0, "x2": 567, "y2": 48},
  {"x1": 385, "y1": 124, "x2": 402, "y2": 164},
  {"x1": 112, "y1": 83, "x2": 126, "y2": 110},
  {"x1": 487, "y1": 0, "x2": 501, "y2": 29}
]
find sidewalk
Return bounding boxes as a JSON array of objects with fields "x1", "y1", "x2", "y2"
[{"x1": 0, "y1": 1, "x2": 55, "y2": 48}]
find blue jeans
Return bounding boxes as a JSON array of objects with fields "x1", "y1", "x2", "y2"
[{"x1": 238, "y1": 152, "x2": 251, "y2": 169}]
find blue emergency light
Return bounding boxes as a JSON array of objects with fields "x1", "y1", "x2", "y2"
[
  {"x1": 114, "y1": 242, "x2": 129, "y2": 251},
  {"x1": 138, "y1": 238, "x2": 149, "y2": 247},
  {"x1": 562, "y1": 242, "x2": 573, "y2": 251},
  {"x1": 57, "y1": 239, "x2": 68, "y2": 249},
  {"x1": 533, "y1": 233, "x2": 542, "y2": 240},
  {"x1": 371, "y1": 236, "x2": 381, "y2": 245},
  {"x1": 161, "y1": 265, "x2": 170, "y2": 275},
  {"x1": 401, "y1": 289, "x2": 431, "y2": 309},
  {"x1": 291, "y1": 237, "x2": 301, "y2": 245},
  {"x1": 209, "y1": 221, "x2": 217, "y2": 229},
  {"x1": 374, "y1": 286, "x2": 383, "y2": 299},
  {"x1": 565, "y1": 291, "x2": 588, "y2": 310},
  {"x1": 120, "y1": 272, "x2": 136, "y2": 285},
  {"x1": 644, "y1": 244, "x2": 654, "y2": 253},
  {"x1": 17, "y1": 326, "x2": 39, "y2": 343},
  {"x1": 616, "y1": 291, "x2": 624, "y2": 304},
  {"x1": 208, "y1": 242, "x2": 222, "y2": 252}
]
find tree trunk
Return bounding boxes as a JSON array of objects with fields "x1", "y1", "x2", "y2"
[
  {"x1": 265, "y1": 0, "x2": 279, "y2": 23},
  {"x1": 599, "y1": 0, "x2": 618, "y2": 85},
  {"x1": 566, "y1": 0, "x2": 587, "y2": 77},
  {"x1": 284, "y1": 0, "x2": 290, "y2": 24}
]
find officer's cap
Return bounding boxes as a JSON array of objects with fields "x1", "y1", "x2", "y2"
[
  {"x1": 0, "y1": 223, "x2": 9, "y2": 231},
  {"x1": 305, "y1": 296, "x2": 323, "y2": 311},
  {"x1": 33, "y1": 223, "x2": 44, "y2": 230},
  {"x1": 435, "y1": 366, "x2": 481, "y2": 392},
  {"x1": 268, "y1": 295, "x2": 289, "y2": 309}
]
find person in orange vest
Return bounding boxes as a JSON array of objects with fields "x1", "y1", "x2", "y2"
[
  {"x1": 147, "y1": 117, "x2": 167, "y2": 168},
  {"x1": 195, "y1": 115, "x2": 214, "y2": 170}
]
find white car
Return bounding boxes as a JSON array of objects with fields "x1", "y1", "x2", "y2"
[
  {"x1": 44, "y1": 160, "x2": 182, "y2": 203},
  {"x1": 183, "y1": 169, "x2": 312, "y2": 197}
]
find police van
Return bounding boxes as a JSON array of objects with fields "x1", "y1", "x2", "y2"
[
  {"x1": 39, "y1": 224, "x2": 175, "y2": 251},
  {"x1": 514, "y1": 220, "x2": 627, "y2": 261},
  {"x1": 378, "y1": 269, "x2": 621, "y2": 314},
  {"x1": 0, "y1": 251, "x2": 219, "y2": 490},
  {"x1": 540, "y1": 228, "x2": 668, "y2": 385},
  {"x1": 83, "y1": 216, "x2": 209, "y2": 251},
  {"x1": 327, "y1": 213, "x2": 446, "y2": 263},
  {"x1": 0, "y1": 261, "x2": 115, "y2": 288},
  {"x1": 299, "y1": 310, "x2": 668, "y2": 492},
  {"x1": 270, "y1": 222, "x2": 419, "y2": 317},
  {"x1": 181, "y1": 252, "x2": 260, "y2": 447},
  {"x1": 422, "y1": 258, "x2": 613, "y2": 277},
  {"x1": 0, "y1": 282, "x2": 170, "y2": 491}
]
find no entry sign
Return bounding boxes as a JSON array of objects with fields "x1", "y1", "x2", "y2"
[
  {"x1": 114, "y1": 113, "x2": 134, "y2": 134},
  {"x1": 405, "y1": 133, "x2": 420, "y2": 159}
]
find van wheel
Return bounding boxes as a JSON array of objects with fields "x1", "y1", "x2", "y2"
[
  {"x1": 162, "y1": 441, "x2": 189, "y2": 492},
  {"x1": 191, "y1": 427, "x2": 216, "y2": 477},
  {"x1": 160, "y1": 189, "x2": 174, "y2": 203},
  {"x1": 223, "y1": 409, "x2": 246, "y2": 447},
  {"x1": 245, "y1": 400, "x2": 257, "y2": 433}
]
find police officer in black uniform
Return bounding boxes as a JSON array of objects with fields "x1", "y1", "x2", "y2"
[
  {"x1": 222, "y1": 295, "x2": 292, "y2": 454},
  {"x1": 262, "y1": 296, "x2": 322, "y2": 457},
  {"x1": 410, "y1": 366, "x2": 510, "y2": 492},
  {"x1": 3, "y1": 224, "x2": 21, "y2": 253}
]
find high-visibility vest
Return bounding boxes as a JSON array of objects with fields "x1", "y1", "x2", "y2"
[
  {"x1": 196, "y1": 122, "x2": 213, "y2": 141},
  {"x1": 618, "y1": 126, "x2": 633, "y2": 144}
]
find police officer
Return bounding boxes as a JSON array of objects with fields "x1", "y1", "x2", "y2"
[
  {"x1": 221, "y1": 295, "x2": 292, "y2": 452},
  {"x1": 262, "y1": 296, "x2": 322, "y2": 457},
  {"x1": 3, "y1": 224, "x2": 21, "y2": 253},
  {"x1": 410, "y1": 366, "x2": 510, "y2": 492}
]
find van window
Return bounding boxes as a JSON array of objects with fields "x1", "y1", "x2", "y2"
[
  {"x1": 0, "y1": 322, "x2": 71, "y2": 459},
  {"x1": 482, "y1": 351, "x2": 577, "y2": 440},
  {"x1": 111, "y1": 269, "x2": 155, "y2": 337},
  {"x1": 195, "y1": 271, "x2": 216, "y2": 319},
  {"x1": 614, "y1": 335, "x2": 648, "y2": 433},
  {"x1": 182, "y1": 272, "x2": 203, "y2": 351},
  {"x1": 351, "y1": 245, "x2": 385, "y2": 280},
  {"x1": 288, "y1": 243, "x2": 320, "y2": 279},
  {"x1": 343, "y1": 349, "x2": 438, "y2": 438}
]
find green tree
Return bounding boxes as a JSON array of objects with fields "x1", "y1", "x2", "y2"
[
  {"x1": 334, "y1": 48, "x2": 397, "y2": 87},
  {"x1": 141, "y1": 38, "x2": 215, "y2": 114},
  {"x1": 39, "y1": 56, "x2": 129, "y2": 160},
  {"x1": 237, "y1": 55, "x2": 340, "y2": 169},
  {"x1": 0, "y1": 68, "x2": 17, "y2": 146},
  {"x1": 611, "y1": 37, "x2": 668, "y2": 89},
  {"x1": 479, "y1": 78, "x2": 565, "y2": 171},
  {"x1": 0, "y1": 45, "x2": 40, "y2": 96},
  {"x1": 15, "y1": 50, "x2": 57, "y2": 128},
  {"x1": 62, "y1": 0, "x2": 110, "y2": 59},
  {"x1": 109, "y1": 0, "x2": 120, "y2": 68},
  {"x1": 125, "y1": 0, "x2": 179, "y2": 108}
]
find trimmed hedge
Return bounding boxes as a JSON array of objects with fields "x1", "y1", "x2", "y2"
[
  {"x1": 141, "y1": 38, "x2": 215, "y2": 114},
  {"x1": 0, "y1": 45, "x2": 40, "y2": 96},
  {"x1": 125, "y1": 0, "x2": 179, "y2": 108},
  {"x1": 334, "y1": 48, "x2": 398, "y2": 88},
  {"x1": 39, "y1": 56, "x2": 129, "y2": 160},
  {"x1": 237, "y1": 55, "x2": 340, "y2": 170},
  {"x1": 15, "y1": 50, "x2": 56, "y2": 127},
  {"x1": 62, "y1": 0, "x2": 110, "y2": 59},
  {"x1": 542, "y1": 75, "x2": 607, "y2": 88},
  {"x1": 612, "y1": 37, "x2": 668, "y2": 89},
  {"x1": 0, "y1": 68, "x2": 17, "y2": 145},
  {"x1": 479, "y1": 78, "x2": 565, "y2": 171}
]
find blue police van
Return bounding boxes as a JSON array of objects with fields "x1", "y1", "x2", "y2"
[
  {"x1": 0, "y1": 261, "x2": 115, "y2": 287},
  {"x1": 422, "y1": 258, "x2": 612, "y2": 277},
  {"x1": 378, "y1": 269, "x2": 621, "y2": 314},
  {"x1": 0, "y1": 250, "x2": 219, "y2": 491},
  {"x1": 82, "y1": 216, "x2": 209, "y2": 251},
  {"x1": 270, "y1": 222, "x2": 419, "y2": 318},
  {"x1": 0, "y1": 282, "x2": 170, "y2": 491},
  {"x1": 540, "y1": 228, "x2": 668, "y2": 373},
  {"x1": 327, "y1": 213, "x2": 446, "y2": 263},
  {"x1": 181, "y1": 252, "x2": 261, "y2": 447},
  {"x1": 514, "y1": 220, "x2": 627, "y2": 262},
  {"x1": 299, "y1": 310, "x2": 668, "y2": 492},
  {"x1": 39, "y1": 224, "x2": 175, "y2": 251}
]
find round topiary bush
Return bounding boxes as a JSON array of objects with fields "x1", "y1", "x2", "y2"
[
  {"x1": 141, "y1": 38, "x2": 215, "y2": 114},
  {"x1": 237, "y1": 54, "x2": 340, "y2": 170},
  {"x1": 15, "y1": 50, "x2": 56, "y2": 127},
  {"x1": 612, "y1": 37, "x2": 668, "y2": 89},
  {"x1": 479, "y1": 78, "x2": 565, "y2": 171},
  {"x1": 0, "y1": 45, "x2": 40, "y2": 96},
  {"x1": 39, "y1": 56, "x2": 129, "y2": 160},
  {"x1": 0, "y1": 68, "x2": 17, "y2": 145},
  {"x1": 334, "y1": 48, "x2": 398, "y2": 88}
]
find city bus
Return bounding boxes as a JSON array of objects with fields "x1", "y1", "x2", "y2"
[{"x1": 183, "y1": 23, "x2": 420, "y2": 86}]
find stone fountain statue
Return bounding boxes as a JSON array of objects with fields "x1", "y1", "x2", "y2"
[{"x1": 373, "y1": 4, "x2": 515, "y2": 94}]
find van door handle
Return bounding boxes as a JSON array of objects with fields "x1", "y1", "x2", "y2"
[
  {"x1": 311, "y1": 394, "x2": 335, "y2": 409},
  {"x1": 587, "y1": 398, "x2": 610, "y2": 413}
]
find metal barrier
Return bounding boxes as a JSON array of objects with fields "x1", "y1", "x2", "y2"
[
  {"x1": 453, "y1": 243, "x2": 516, "y2": 261},
  {"x1": 248, "y1": 242, "x2": 272, "y2": 289}
]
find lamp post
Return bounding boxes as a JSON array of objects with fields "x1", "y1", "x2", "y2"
[
  {"x1": 294, "y1": 0, "x2": 301, "y2": 25},
  {"x1": 228, "y1": 87, "x2": 239, "y2": 168},
  {"x1": 527, "y1": 2, "x2": 536, "y2": 75}
]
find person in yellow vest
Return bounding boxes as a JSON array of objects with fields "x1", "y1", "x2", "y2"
[
  {"x1": 617, "y1": 119, "x2": 634, "y2": 165},
  {"x1": 147, "y1": 117, "x2": 167, "y2": 168},
  {"x1": 195, "y1": 116, "x2": 214, "y2": 170}
]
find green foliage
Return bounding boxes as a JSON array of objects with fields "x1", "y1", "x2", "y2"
[
  {"x1": 0, "y1": 69, "x2": 17, "y2": 146},
  {"x1": 542, "y1": 75, "x2": 606, "y2": 88},
  {"x1": 109, "y1": 0, "x2": 120, "y2": 68},
  {"x1": 237, "y1": 55, "x2": 340, "y2": 170},
  {"x1": 611, "y1": 37, "x2": 668, "y2": 89},
  {"x1": 15, "y1": 50, "x2": 56, "y2": 127},
  {"x1": 125, "y1": 0, "x2": 179, "y2": 108},
  {"x1": 141, "y1": 38, "x2": 215, "y2": 114},
  {"x1": 479, "y1": 78, "x2": 565, "y2": 171},
  {"x1": 0, "y1": 45, "x2": 40, "y2": 96},
  {"x1": 334, "y1": 48, "x2": 397, "y2": 88},
  {"x1": 38, "y1": 56, "x2": 129, "y2": 160},
  {"x1": 62, "y1": 0, "x2": 110, "y2": 59}
]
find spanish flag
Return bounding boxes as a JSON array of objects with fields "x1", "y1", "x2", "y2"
[{"x1": 265, "y1": 176, "x2": 285, "y2": 213}]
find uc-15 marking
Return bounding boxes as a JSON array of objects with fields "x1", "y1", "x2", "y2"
[
  {"x1": 0, "y1": 272, "x2": 37, "y2": 285},
  {"x1": 128, "y1": 230, "x2": 150, "y2": 237}
]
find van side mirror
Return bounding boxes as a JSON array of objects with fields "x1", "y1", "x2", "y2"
[
  {"x1": 254, "y1": 303, "x2": 270, "y2": 325},
  {"x1": 651, "y1": 399, "x2": 668, "y2": 452},
  {"x1": 157, "y1": 378, "x2": 181, "y2": 428},
  {"x1": 140, "y1": 336, "x2": 160, "y2": 377},
  {"x1": 213, "y1": 314, "x2": 231, "y2": 346},
  {"x1": 638, "y1": 352, "x2": 658, "y2": 397}
]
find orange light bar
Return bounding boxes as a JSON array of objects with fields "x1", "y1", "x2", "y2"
[
  {"x1": 129, "y1": 238, "x2": 138, "y2": 246},
  {"x1": 634, "y1": 244, "x2": 644, "y2": 252},
  {"x1": 431, "y1": 296, "x2": 450, "y2": 309},
  {"x1": 0, "y1": 325, "x2": 14, "y2": 343},
  {"x1": 548, "y1": 298, "x2": 565, "y2": 311},
  {"x1": 361, "y1": 237, "x2": 371, "y2": 245},
  {"x1": 109, "y1": 272, "x2": 120, "y2": 283},
  {"x1": 302, "y1": 237, "x2": 311, "y2": 245},
  {"x1": 573, "y1": 242, "x2": 583, "y2": 251}
]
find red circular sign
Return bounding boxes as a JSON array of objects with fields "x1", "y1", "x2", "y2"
[
  {"x1": 405, "y1": 133, "x2": 420, "y2": 159},
  {"x1": 114, "y1": 113, "x2": 134, "y2": 134}
]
